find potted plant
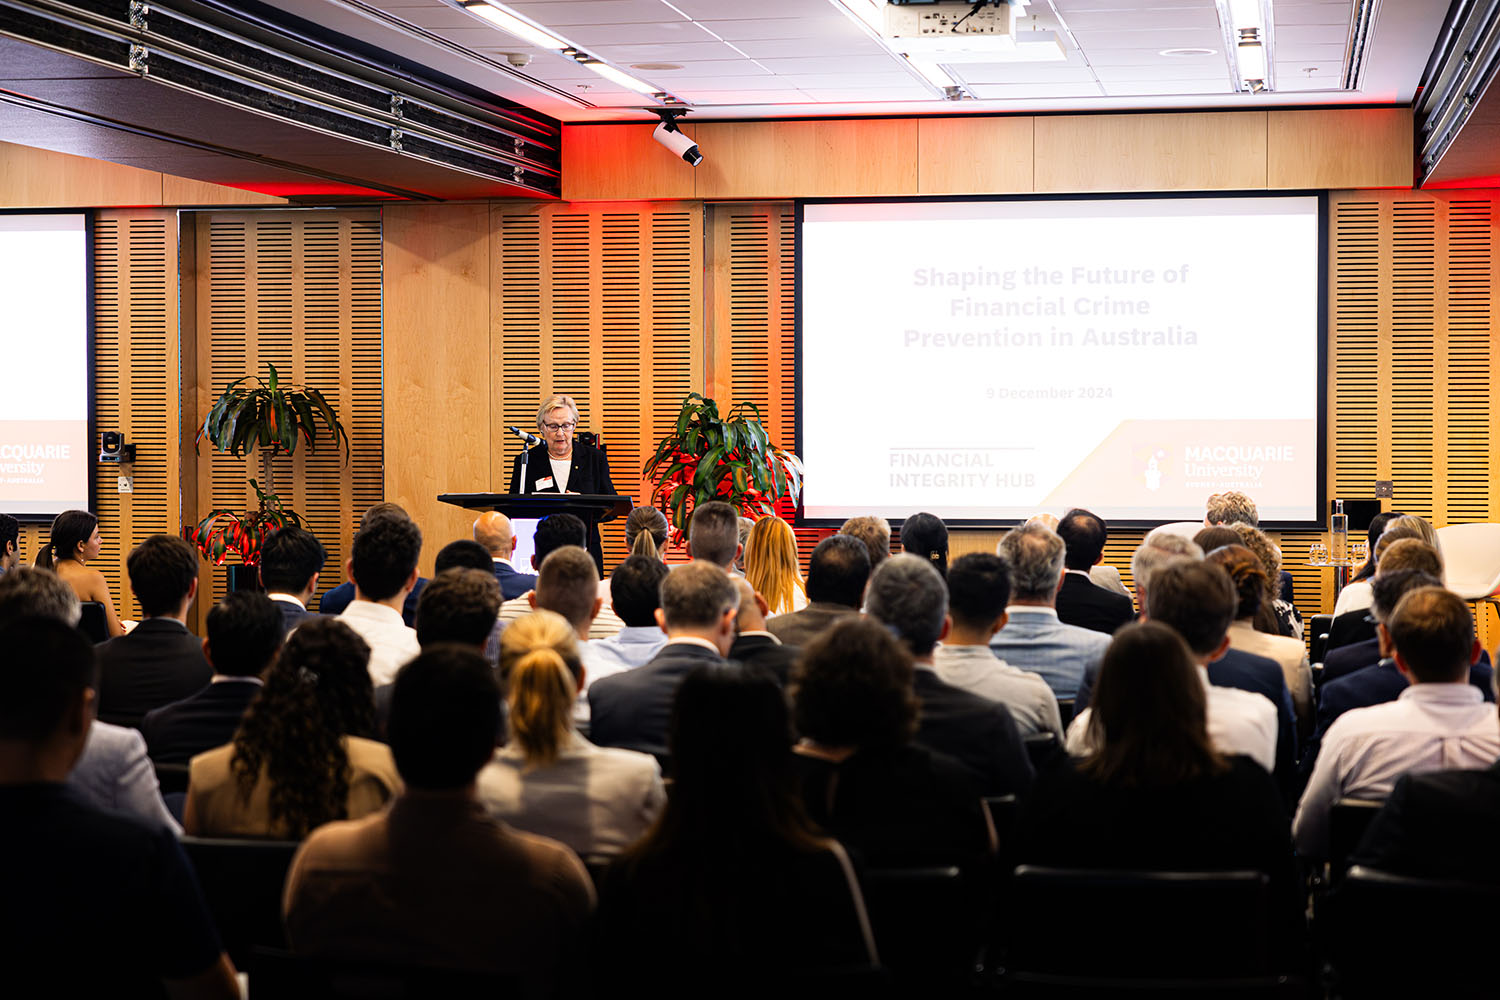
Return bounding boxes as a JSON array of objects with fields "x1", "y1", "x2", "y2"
[
  {"x1": 642, "y1": 393, "x2": 804, "y2": 541},
  {"x1": 184, "y1": 363, "x2": 348, "y2": 585}
]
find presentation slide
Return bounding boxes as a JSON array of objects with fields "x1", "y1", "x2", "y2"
[
  {"x1": 0, "y1": 213, "x2": 91, "y2": 517},
  {"x1": 799, "y1": 196, "x2": 1322, "y2": 526}
]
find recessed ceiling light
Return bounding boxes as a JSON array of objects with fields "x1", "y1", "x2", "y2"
[
  {"x1": 1160, "y1": 47, "x2": 1217, "y2": 57},
  {"x1": 630, "y1": 63, "x2": 683, "y2": 71}
]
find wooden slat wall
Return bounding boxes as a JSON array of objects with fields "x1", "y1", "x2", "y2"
[{"x1": 191, "y1": 211, "x2": 383, "y2": 617}]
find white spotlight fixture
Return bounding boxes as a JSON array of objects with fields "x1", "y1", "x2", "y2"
[{"x1": 651, "y1": 110, "x2": 701, "y2": 166}]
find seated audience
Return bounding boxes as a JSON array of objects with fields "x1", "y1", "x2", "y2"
[
  {"x1": 185, "y1": 618, "x2": 400, "y2": 838},
  {"x1": 1205, "y1": 491, "x2": 1297, "y2": 606},
  {"x1": 624, "y1": 505, "x2": 670, "y2": 561},
  {"x1": 1054, "y1": 508, "x2": 1135, "y2": 635},
  {"x1": 415, "y1": 566, "x2": 502, "y2": 650},
  {"x1": 1194, "y1": 525, "x2": 1243, "y2": 555},
  {"x1": 933, "y1": 553, "x2": 1062, "y2": 739},
  {"x1": 744, "y1": 515, "x2": 806, "y2": 616},
  {"x1": 792, "y1": 617, "x2": 994, "y2": 867},
  {"x1": 1295, "y1": 587, "x2": 1500, "y2": 858},
  {"x1": 1346, "y1": 511, "x2": 1403, "y2": 587},
  {"x1": 1325, "y1": 537, "x2": 1443, "y2": 660},
  {"x1": 585, "y1": 556, "x2": 670, "y2": 677},
  {"x1": 498, "y1": 513, "x2": 625, "y2": 638},
  {"x1": 900, "y1": 511, "x2": 949, "y2": 576},
  {"x1": 1229, "y1": 522, "x2": 1302, "y2": 639},
  {"x1": 142, "y1": 591, "x2": 282, "y2": 765},
  {"x1": 989, "y1": 523, "x2": 1110, "y2": 701},
  {"x1": 97, "y1": 534, "x2": 212, "y2": 728},
  {"x1": 318, "y1": 503, "x2": 428, "y2": 625},
  {"x1": 1016, "y1": 620, "x2": 1301, "y2": 954},
  {"x1": 867, "y1": 554, "x2": 1033, "y2": 795},
  {"x1": 595, "y1": 666, "x2": 877, "y2": 987},
  {"x1": 472, "y1": 510, "x2": 537, "y2": 600},
  {"x1": 839, "y1": 514, "x2": 891, "y2": 570},
  {"x1": 1332, "y1": 513, "x2": 1440, "y2": 618},
  {"x1": 687, "y1": 500, "x2": 742, "y2": 571},
  {"x1": 589, "y1": 563, "x2": 738, "y2": 764},
  {"x1": 33, "y1": 508, "x2": 124, "y2": 637},
  {"x1": 1068, "y1": 561, "x2": 1278, "y2": 774},
  {"x1": 0, "y1": 618, "x2": 238, "y2": 998},
  {"x1": 338, "y1": 512, "x2": 423, "y2": 687},
  {"x1": 728, "y1": 577, "x2": 798, "y2": 685},
  {"x1": 0, "y1": 512, "x2": 18, "y2": 574},
  {"x1": 736, "y1": 516, "x2": 754, "y2": 573},
  {"x1": 285, "y1": 644, "x2": 593, "y2": 989},
  {"x1": 258, "y1": 525, "x2": 326, "y2": 632},
  {"x1": 767, "y1": 534, "x2": 870, "y2": 648},
  {"x1": 1210, "y1": 545, "x2": 1313, "y2": 738},
  {"x1": 480, "y1": 611, "x2": 665, "y2": 857}
]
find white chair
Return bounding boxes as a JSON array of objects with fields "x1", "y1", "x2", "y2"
[{"x1": 1434, "y1": 523, "x2": 1500, "y2": 625}]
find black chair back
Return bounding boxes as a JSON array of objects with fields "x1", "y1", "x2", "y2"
[
  {"x1": 1308, "y1": 614, "x2": 1334, "y2": 671},
  {"x1": 1328, "y1": 799, "x2": 1384, "y2": 882},
  {"x1": 1023, "y1": 732, "x2": 1064, "y2": 771},
  {"x1": 1055, "y1": 698, "x2": 1076, "y2": 730},
  {"x1": 153, "y1": 760, "x2": 191, "y2": 796},
  {"x1": 78, "y1": 601, "x2": 109, "y2": 643},
  {"x1": 180, "y1": 836, "x2": 300, "y2": 970},
  {"x1": 860, "y1": 865, "x2": 981, "y2": 988},
  {"x1": 249, "y1": 948, "x2": 519, "y2": 999}
]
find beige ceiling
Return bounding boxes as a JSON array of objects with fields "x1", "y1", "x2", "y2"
[{"x1": 255, "y1": 0, "x2": 1453, "y2": 121}]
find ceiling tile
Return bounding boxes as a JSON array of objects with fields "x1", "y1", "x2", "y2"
[
  {"x1": 1100, "y1": 78, "x2": 1237, "y2": 96},
  {"x1": 508, "y1": 1, "x2": 685, "y2": 27},
  {"x1": 752, "y1": 53, "x2": 905, "y2": 74},
  {"x1": 1274, "y1": 1, "x2": 1354, "y2": 23},
  {"x1": 1276, "y1": 24, "x2": 1351, "y2": 45},
  {"x1": 1086, "y1": 47, "x2": 1213, "y2": 66},
  {"x1": 584, "y1": 39, "x2": 747, "y2": 61},
  {"x1": 772, "y1": 71, "x2": 924, "y2": 88},
  {"x1": 1276, "y1": 42, "x2": 1348, "y2": 60},
  {"x1": 1093, "y1": 62, "x2": 1230, "y2": 81},
  {"x1": 965, "y1": 81, "x2": 1106, "y2": 99},
  {"x1": 392, "y1": 5, "x2": 488, "y2": 29},
  {"x1": 670, "y1": 0, "x2": 835, "y2": 16},
  {"x1": 641, "y1": 73, "x2": 798, "y2": 90},
  {"x1": 1056, "y1": 0, "x2": 1220, "y2": 10},
  {"x1": 1072, "y1": 27, "x2": 1224, "y2": 50},
  {"x1": 799, "y1": 85, "x2": 936, "y2": 102},
  {"x1": 727, "y1": 35, "x2": 889, "y2": 58},
  {"x1": 679, "y1": 89, "x2": 814, "y2": 104},
  {"x1": 697, "y1": 17, "x2": 865, "y2": 41},
  {"x1": 563, "y1": 20, "x2": 719, "y2": 44},
  {"x1": 948, "y1": 64, "x2": 1099, "y2": 84},
  {"x1": 1061, "y1": 8, "x2": 1222, "y2": 31}
]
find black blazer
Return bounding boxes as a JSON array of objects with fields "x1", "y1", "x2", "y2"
[
  {"x1": 140, "y1": 679, "x2": 262, "y2": 765},
  {"x1": 588, "y1": 641, "x2": 725, "y2": 765},
  {"x1": 96, "y1": 618, "x2": 213, "y2": 729},
  {"x1": 508, "y1": 440, "x2": 619, "y2": 572},
  {"x1": 912, "y1": 667, "x2": 1033, "y2": 797},
  {"x1": 729, "y1": 632, "x2": 799, "y2": 687},
  {"x1": 1056, "y1": 572, "x2": 1136, "y2": 635}
]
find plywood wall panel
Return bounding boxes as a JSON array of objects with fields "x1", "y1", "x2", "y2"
[
  {"x1": 1, "y1": 140, "x2": 287, "y2": 207},
  {"x1": 694, "y1": 119, "x2": 918, "y2": 200},
  {"x1": 561, "y1": 124, "x2": 697, "y2": 201},
  {"x1": 917, "y1": 116, "x2": 1033, "y2": 194},
  {"x1": 1034, "y1": 112, "x2": 1268, "y2": 192},
  {"x1": 1268, "y1": 109, "x2": 1413, "y2": 190}
]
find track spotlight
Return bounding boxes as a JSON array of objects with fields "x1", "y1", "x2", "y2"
[{"x1": 651, "y1": 110, "x2": 700, "y2": 166}]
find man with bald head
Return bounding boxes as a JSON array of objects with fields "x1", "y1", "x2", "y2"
[{"x1": 474, "y1": 511, "x2": 536, "y2": 600}]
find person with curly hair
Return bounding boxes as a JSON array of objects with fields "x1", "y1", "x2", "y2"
[
  {"x1": 1208, "y1": 545, "x2": 1313, "y2": 741},
  {"x1": 744, "y1": 515, "x2": 806, "y2": 616},
  {"x1": 1227, "y1": 522, "x2": 1302, "y2": 640},
  {"x1": 183, "y1": 618, "x2": 400, "y2": 839}
]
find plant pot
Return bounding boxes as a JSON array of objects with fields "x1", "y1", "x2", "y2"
[{"x1": 226, "y1": 564, "x2": 263, "y2": 593}]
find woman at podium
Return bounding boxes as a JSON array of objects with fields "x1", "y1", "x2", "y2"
[{"x1": 509, "y1": 393, "x2": 618, "y2": 572}]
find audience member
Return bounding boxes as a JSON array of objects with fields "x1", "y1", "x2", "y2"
[
  {"x1": 33, "y1": 508, "x2": 124, "y2": 637},
  {"x1": 0, "y1": 512, "x2": 18, "y2": 574},
  {"x1": 1070, "y1": 561, "x2": 1278, "y2": 773},
  {"x1": 867, "y1": 554, "x2": 1032, "y2": 795},
  {"x1": 1228, "y1": 522, "x2": 1302, "y2": 638},
  {"x1": 1209, "y1": 545, "x2": 1313, "y2": 738},
  {"x1": 498, "y1": 513, "x2": 625, "y2": 637},
  {"x1": 1295, "y1": 588, "x2": 1500, "y2": 857},
  {"x1": 1332, "y1": 514, "x2": 1441, "y2": 618},
  {"x1": 736, "y1": 515, "x2": 754, "y2": 573},
  {"x1": 933, "y1": 553, "x2": 1061, "y2": 739},
  {"x1": 285, "y1": 644, "x2": 593, "y2": 988},
  {"x1": 1054, "y1": 508, "x2": 1135, "y2": 635},
  {"x1": 1130, "y1": 530, "x2": 1203, "y2": 608},
  {"x1": 472, "y1": 511, "x2": 536, "y2": 600},
  {"x1": 0, "y1": 565, "x2": 81, "y2": 629},
  {"x1": 142, "y1": 591, "x2": 282, "y2": 765},
  {"x1": 185, "y1": 618, "x2": 400, "y2": 838},
  {"x1": 0, "y1": 618, "x2": 238, "y2": 998},
  {"x1": 415, "y1": 568, "x2": 502, "y2": 650},
  {"x1": 589, "y1": 562, "x2": 738, "y2": 764},
  {"x1": 687, "y1": 500, "x2": 742, "y2": 571},
  {"x1": 585, "y1": 555, "x2": 670, "y2": 678},
  {"x1": 1193, "y1": 525, "x2": 1243, "y2": 553},
  {"x1": 766, "y1": 534, "x2": 869, "y2": 648},
  {"x1": 480, "y1": 611, "x2": 665, "y2": 857},
  {"x1": 431, "y1": 542, "x2": 505, "y2": 661},
  {"x1": 97, "y1": 534, "x2": 211, "y2": 728},
  {"x1": 258, "y1": 525, "x2": 326, "y2": 632},
  {"x1": 1205, "y1": 490, "x2": 1259, "y2": 527},
  {"x1": 839, "y1": 515, "x2": 891, "y2": 570},
  {"x1": 1325, "y1": 537, "x2": 1444, "y2": 655},
  {"x1": 899, "y1": 511, "x2": 949, "y2": 576},
  {"x1": 1348, "y1": 511, "x2": 1403, "y2": 584},
  {"x1": 728, "y1": 577, "x2": 798, "y2": 685},
  {"x1": 743, "y1": 515, "x2": 805, "y2": 616},
  {"x1": 624, "y1": 506, "x2": 670, "y2": 561},
  {"x1": 317, "y1": 503, "x2": 429, "y2": 624},
  {"x1": 338, "y1": 513, "x2": 423, "y2": 686},
  {"x1": 595, "y1": 666, "x2": 877, "y2": 988},
  {"x1": 989, "y1": 523, "x2": 1110, "y2": 701},
  {"x1": 1016, "y1": 621, "x2": 1301, "y2": 955},
  {"x1": 792, "y1": 617, "x2": 993, "y2": 867}
]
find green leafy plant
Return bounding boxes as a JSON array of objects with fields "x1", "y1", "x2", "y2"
[
  {"x1": 183, "y1": 363, "x2": 348, "y2": 566},
  {"x1": 643, "y1": 393, "x2": 804, "y2": 537}
]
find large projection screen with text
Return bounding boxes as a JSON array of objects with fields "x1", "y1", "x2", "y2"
[
  {"x1": 798, "y1": 195, "x2": 1325, "y2": 528},
  {"x1": 0, "y1": 212, "x2": 91, "y2": 519}
]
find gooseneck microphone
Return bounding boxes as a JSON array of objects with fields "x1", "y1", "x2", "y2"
[{"x1": 508, "y1": 425, "x2": 541, "y2": 445}]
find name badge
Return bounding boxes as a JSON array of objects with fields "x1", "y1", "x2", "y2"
[{"x1": 536, "y1": 476, "x2": 555, "y2": 490}]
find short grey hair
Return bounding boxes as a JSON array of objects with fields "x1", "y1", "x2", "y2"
[
  {"x1": 998, "y1": 523, "x2": 1066, "y2": 601},
  {"x1": 865, "y1": 554, "x2": 948, "y2": 656},
  {"x1": 660, "y1": 562, "x2": 740, "y2": 630},
  {"x1": 0, "y1": 566, "x2": 82, "y2": 628},
  {"x1": 1132, "y1": 531, "x2": 1205, "y2": 594},
  {"x1": 535, "y1": 394, "x2": 581, "y2": 431}
]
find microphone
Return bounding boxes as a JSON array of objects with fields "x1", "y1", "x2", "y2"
[{"x1": 508, "y1": 426, "x2": 541, "y2": 445}]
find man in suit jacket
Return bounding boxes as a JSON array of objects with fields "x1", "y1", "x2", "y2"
[
  {"x1": 142, "y1": 591, "x2": 283, "y2": 765},
  {"x1": 589, "y1": 563, "x2": 739, "y2": 765},
  {"x1": 729, "y1": 577, "x2": 798, "y2": 686},
  {"x1": 97, "y1": 535, "x2": 212, "y2": 729},
  {"x1": 473, "y1": 511, "x2": 538, "y2": 600},
  {"x1": 1055, "y1": 509, "x2": 1136, "y2": 635},
  {"x1": 767, "y1": 535, "x2": 870, "y2": 649},
  {"x1": 867, "y1": 554, "x2": 1033, "y2": 796},
  {"x1": 259, "y1": 525, "x2": 326, "y2": 634}
]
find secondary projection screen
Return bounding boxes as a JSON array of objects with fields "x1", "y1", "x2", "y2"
[
  {"x1": 798, "y1": 195, "x2": 1325, "y2": 528},
  {"x1": 0, "y1": 213, "x2": 92, "y2": 518}
]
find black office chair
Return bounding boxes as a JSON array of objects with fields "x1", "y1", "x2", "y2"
[
  {"x1": 1327, "y1": 798, "x2": 1384, "y2": 883},
  {"x1": 1023, "y1": 731, "x2": 1063, "y2": 771},
  {"x1": 1056, "y1": 698, "x2": 1076, "y2": 730},
  {"x1": 249, "y1": 948, "x2": 519, "y2": 999},
  {"x1": 152, "y1": 760, "x2": 191, "y2": 795},
  {"x1": 180, "y1": 836, "x2": 300, "y2": 971},
  {"x1": 860, "y1": 865, "x2": 983, "y2": 989},
  {"x1": 1308, "y1": 614, "x2": 1334, "y2": 672},
  {"x1": 77, "y1": 601, "x2": 109, "y2": 643}
]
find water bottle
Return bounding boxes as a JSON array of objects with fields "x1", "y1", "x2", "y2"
[{"x1": 1330, "y1": 499, "x2": 1348, "y2": 565}]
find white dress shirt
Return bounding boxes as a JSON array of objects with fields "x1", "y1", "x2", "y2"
[
  {"x1": 1293, "y1": 683, "x2": 1500, "y2": 858},
  {"x1": 931, "y1": 643, "x2": 1063, "y2": 738},
  {"x1": 1227, "y1": 620, "x2": 1314, "y2": 733},
  {"x1": 1332, "y1": 579, "x2": 1374, "y2": 618},
  {"x1": 339, "y1": 600, "x2": 421, "y2": 687},
  {"x1": 582, "y1": 626, "x2": 668, "y2": 683},
  {"x1": 1066, "y1": 666, "x2": 1277, "y2": 773},
  {"x1": 498, "y1": 593, "x2": 626, "y2": 639}
]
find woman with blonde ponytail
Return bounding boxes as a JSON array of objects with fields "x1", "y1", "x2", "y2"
[
  {"x1": 479, "y1": 610, "x2": 665, "y2": 856},
  {"x1": 624, "y1": 506, "x2": 669, "y2": 562}
]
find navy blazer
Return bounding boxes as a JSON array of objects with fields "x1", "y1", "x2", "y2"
[
  {"x1": 140, "y1": 679, "x2": 262, "y2": 765},
  {"x1": 1055, "y1": 572, "x2": 1135, "y2": 636},
  {"x1": 96, "y1": 618, "x2": 212, "y2": 729},
  {"x1": 729, "y1": 633, "x2": 799, "y2": 687},
  {"x1": 1207, "y1": 647, "x2": 1300, "y2": 802},
  {"x1": 912, "y1": 668, "x2": 1033, "y2": 797},
  {"x1": 492, "y1": 561, "x2": 538, "y2": 601},
  {"x1": 271, "y1": 597, "x2": 320, "y2": 635},
  {"x1": 317, "y1": 577, "x2": 428, "y2": 627},
  {"x1": 589, "y1": 641, "x2": 725, "y2": 765},
  {"x1": 508, "y1": 440, "x2": 619, "y2": 573}
]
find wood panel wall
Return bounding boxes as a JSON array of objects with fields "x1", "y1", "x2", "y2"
[{"x1": 0, "y1": 140, "x2": 287, "y2": 208}]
